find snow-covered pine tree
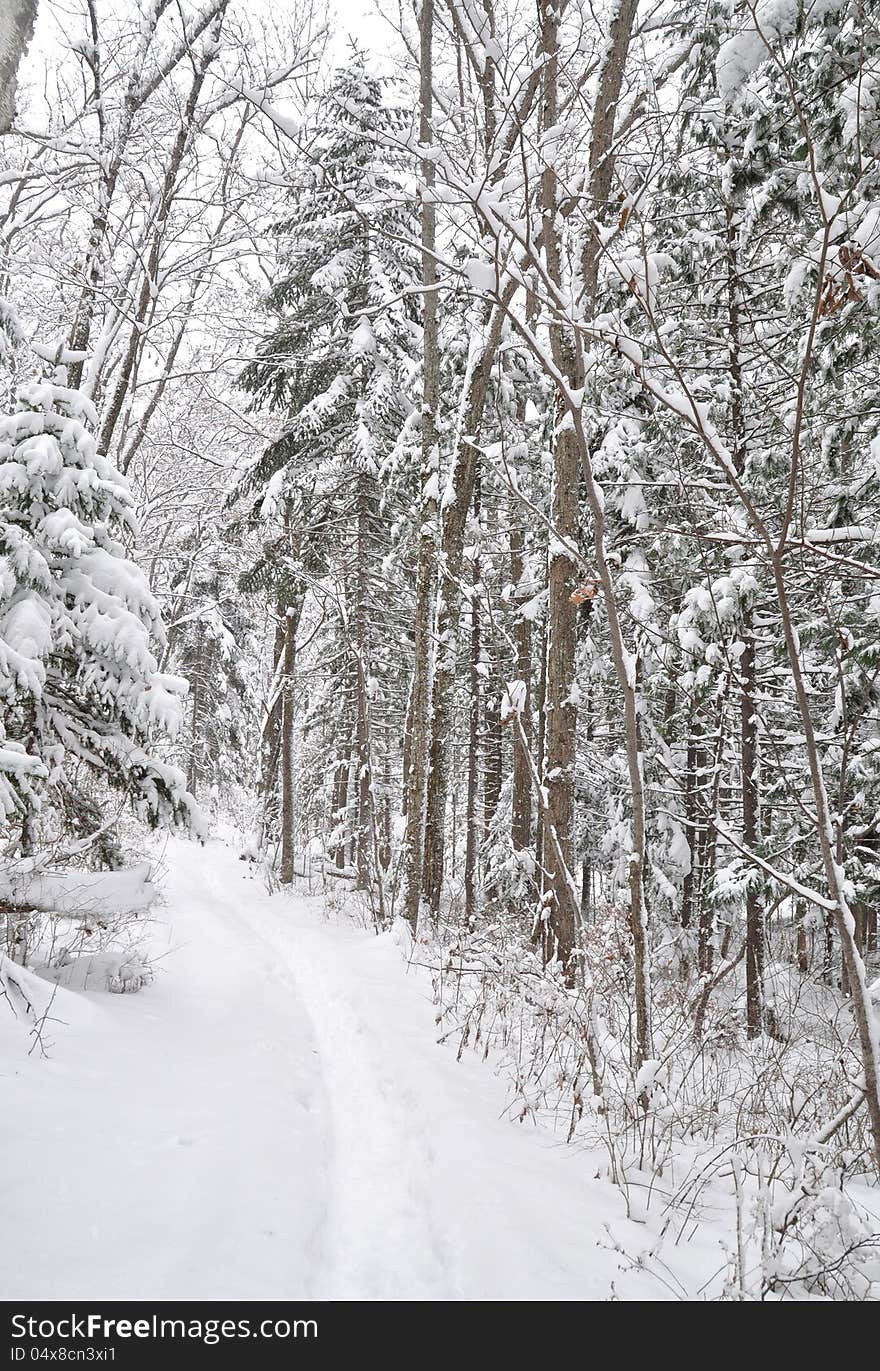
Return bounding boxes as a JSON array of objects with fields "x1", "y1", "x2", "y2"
[
  {"x1": 233, "y1": 49, "x2": 418, "y2": 887},
  {"x1": 0, "y1": 353, "x2": 195, "y2": 854},
  {"x1": 161, "y1": 526, "x2": 256, "y2": 810}
]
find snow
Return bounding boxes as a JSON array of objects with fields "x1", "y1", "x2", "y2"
[
  {"x1": 614, "y1": 250, "x2": 675, "y2": 309},
  {"x1": 502, "y1": 678, "x2": 527, "y2": 718},
  {"x1": 715, "y1": 1, "x2": 842, "y2": 103},
  {"x1": 1, "y1": 592, "x2": 52, "y2": 665},
  {"x1": 634, "y1": 1058, "x2": 661, "y2": 1098},
  {"x1": 805, "y1": 525, "x2": 878, "y2": 545},
  {"x1": 0, "y1": 839, "x2": 711, "y2": 1302},
  {"x1": 143, "y1": 672, "x2": 188, "y2": 733},
  {"x1": 0, "y1": 861, "x2": 156, "y2": 916},
  {"x1": 350, "y1": 315, "x2": 376, "y2": 356},
  {"x1": 0, "y1": 741, "x2": 44, "y2": 776},
  {"x1": 464, "y1": 258, "x2": 498, "y2": 295}
]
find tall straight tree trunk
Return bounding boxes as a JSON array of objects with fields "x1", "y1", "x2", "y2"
[
  {"x1": 354, "y1": 480, "x2": 373, "y2": 891},
  {"x1": 483, "y1": 707, "x2": 502, "y2": 889},
  {"x1": 726, "y1": 196, "x2": 765, "y2": 1038},
  {"x1": 510, "y1": 523, "x2": 532, "y2": 854},
  {"x1": 697, "y1": 724, "x2": 717, "y2": 978},
  {"x1": 403, "y1": 0, "x2": 440, "y2": 933},
  {"x1": 464, "y1": 563, "x2": 481, "y2": 923},
  {"x1": 796, "y1": 902, "x2": 810, "y2": 974},
  {"x1": 534, "y1": 611, "x2": 548, "y2": 890},
  {"x1": 186, "y1": 636, "x2": 204, "y2": 798},
  {"x1": 401, "y1": 679, "x2": 414, "y2": 820},
  {"x1": 541, "y1": 424, "x2": 580, "y2": 969},
  {"x1": 332, "y1": 738, "x2": 350, "y2": 871},
  {"x1": 279, "y1": 604, "x2": 298, "y2": 886},
  {"x1": 537, "y1": 0, "x2": 581, "y2": 976},
  {"x1": 680, "y1": 717, "x2": 698, "y2": 933},
  {"x1": 379, "y1": 748, "x2": 392, "y2": 872},
  {"x1": 580, "y1": 683, "x2": 595, "y2": 919},
  {"x1": 741, "y1": 635, "x2": 764, "y2": 1035},
  {"x1": 579, "y1": 0, "x2": 651, "y2": 1058},
  {"x1": 531, "y1": 0, "x2": 643, "y2": 996},
  {"x1": 482, "y1": 499, "x2": 502, "y2": 894},
  {"x1": 256, "y1": 608, "x2": 285, "y2": 853}
]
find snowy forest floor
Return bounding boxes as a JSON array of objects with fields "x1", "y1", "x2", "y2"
[{"x1": 3, "y1": 838, "x2": 746, "y2": 1301}]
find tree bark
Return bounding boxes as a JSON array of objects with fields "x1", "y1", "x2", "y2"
[
  {"x1": 510, "y1": 522, "x2": 532, "y2": 854},
  {"x1": 354, "y1": 479, "x2": 373, "y2": 891},
  {"x1": 332, "y1": 738, "x2": 350, "y2": 871},
  {"x1": 741, "y1": 634, "x2": 764, "y2": 1037},
  {"x1": 726, "y1": 194, "x2": 765, "y2": 1038},
  {"x1": 0, "y1": 0, "x2": 37, "y2": 135},
  {"x1": 278, "y1": 603, "x2": 299, "y2": 886},
  {"x1": 464, "y1": 565, "x2": 481, "y2": 923},
  {"x1": 403, "y1": 0, "x2": 440, "y2": 933},
  {"x1": 256, "y1": 609, "x2": 285, "y2": 853},
  {"x1": 537, "y1": 0, "x2": 581, "y2": 977}
]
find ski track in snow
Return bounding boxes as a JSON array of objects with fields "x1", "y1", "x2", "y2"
[{"x1": 1, "y1": 838, "x2": 710, "y2": 1301}]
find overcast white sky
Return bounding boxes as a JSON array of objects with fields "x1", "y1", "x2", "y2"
[
  {"x1": 330, "y1": 0, "x2": 405, "y2": 58},
  {"x1": 23, "y1": 0, "x2": 407, "y2": 93}
]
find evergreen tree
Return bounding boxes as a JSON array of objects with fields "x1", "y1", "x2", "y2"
[
  {"x1": 161, "y1": 527, "x2": 256, "y2": 809},
  {"x1": 0, "y1": 356, "x2": 195, "y2": 852},
  {"x1": 233, "y1": 49, "x2": 418, "y2": 884}
]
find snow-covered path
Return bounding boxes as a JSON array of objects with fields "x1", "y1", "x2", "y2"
[{"x1": 2, "y1": 839, "x2": 693, "y2": 1301}]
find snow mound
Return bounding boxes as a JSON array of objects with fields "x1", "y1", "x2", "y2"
[
  {"x1": 0, "y1": 861, "x2": 156, "y2": 917},
  {"x1": 39, "y1": 949, "x2": 153, "y2": 995},
  {"x1": 0, "y1": 950, "x2": 105, "y2": 1059}
]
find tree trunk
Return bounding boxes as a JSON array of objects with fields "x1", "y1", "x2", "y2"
[
  {"x1": 354, "y1": 480, "x2": 373, "y2": 891},
  {"x1": 537, "y1": 0, "x2": 581, "y2": 977},
  {"x1": 186, "y1": 635, "x2": 204, "y2": 799},
  {"x1": 278, "y1": 605, "x2": 298, "y2": 886},
  {"x1": 403, "y1": 0, "x2": 439, "y2": 934},
  {"x1": 741, "y1": 633, "x2": 764, "y2": 1037},
  {"x1": 534, "y1": 611, "x2": 548, "y2": 891},
  {"x1": 256, "y1": 609, "x2": 285, "y2": 853},
  {"x1": 796, "y1": 902, "x2": 809, "y2": 974},
  {"x1": 0, "y1": 0, "x2": 37, "y2": 135},
  {"x1": 541, "y1": 425, "x2": 579, "y2": 970},
  {"x1": 726, "y1": 194, "x2": 765, "y2": 1038},
  {"x1": 510, "y1": 522, "x2": 532, "y2": 855},
  {"x1": 483, "y1": 701, "x2": 502, "y2": 897},
  {"x1": 332, "y1": 740, "x2": 350, "y2": 871},
  {"x1": 464, "y1": 566, "x2": 481, "y2": 924},
  {"x1": 680, "y1": 723, "x2": 698, "y2": 932}
]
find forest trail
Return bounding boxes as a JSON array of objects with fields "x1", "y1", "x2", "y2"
[{"x1": 1, "y1": 839, "x2": 696, "y2": 1301}]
